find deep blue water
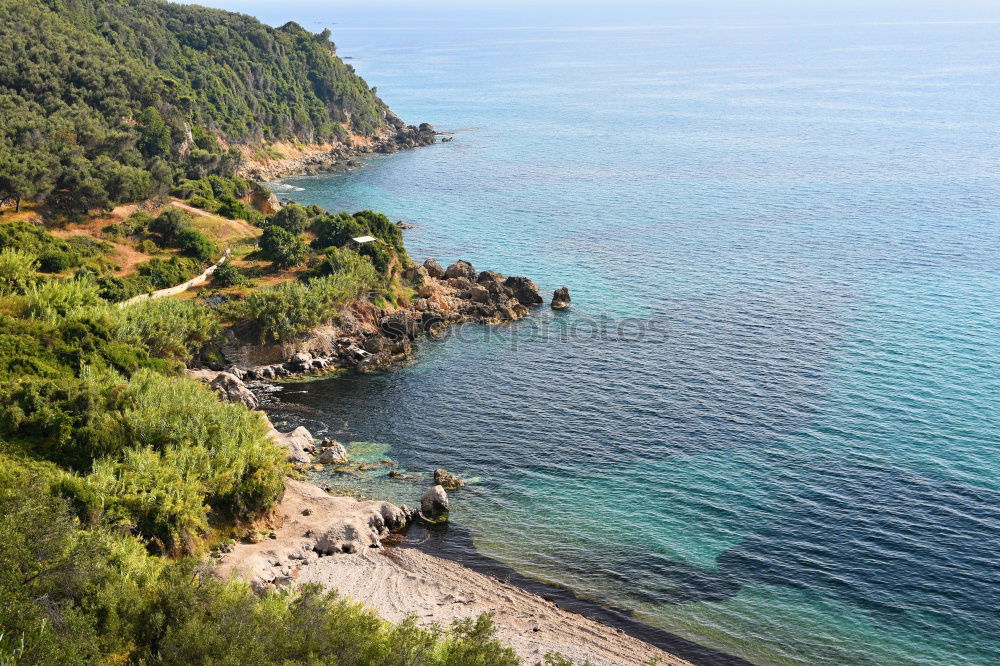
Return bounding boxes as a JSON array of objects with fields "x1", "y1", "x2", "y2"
[{"x1": 213, "y1": 2, "x2": 1000, "y2": 663}]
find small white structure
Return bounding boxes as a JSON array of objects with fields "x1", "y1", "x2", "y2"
[{"x1": 352, "y1": 235, "x2": 377, "y2": 244}]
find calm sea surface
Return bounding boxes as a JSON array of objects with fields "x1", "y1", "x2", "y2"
[{"x1": 218, "y1": 1, "x2": 999, "y2": 663}]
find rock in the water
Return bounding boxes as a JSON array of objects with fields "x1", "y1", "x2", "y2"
[
  {"x1": 503, "y1": 276, "x2": 543, "y2": 306},
  {"x1": 210, "y1": 372, "x2": 259, "y2": 410},
  {"x1": 420, "y1": 485, "x2": 449, "y2": 518},
  {"x1": 423, "y1": 258, "x2": 445, "y2": 279},
  {"x1": 445, "y1": 259, "x2": 477, "y2": 281},
  {"x1": 317, "y1": 441, "x2": 348, "y2": 464},
  {"x1": 434, "y1": 468, "x2": 465, "y2": 490},
  {"x1": 551, "y1": 286, "x2": 571, "y2": 310}
]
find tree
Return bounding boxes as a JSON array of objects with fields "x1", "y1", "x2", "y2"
[
  {"x1": 138, "y1": 107, "x2": 171, "y2": 158},
  {"x1": 150, "y1": 208, "x2": 192, "y2": 245},
  {"x1": 260, "y1": 226, "x2": 307, "y2": 268},
  {"x1": 270, "y1": 203, "x2": 310, "y2": 235},
  {"x1": 312, "y1": 211, "x2": 364, "y2": 249},
  {"x1": 176, "y1": 228, "x2": 218, "y2": 263}
]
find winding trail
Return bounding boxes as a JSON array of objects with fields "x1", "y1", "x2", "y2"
[{"x1": 118, "y1": 247, "x2": 231, "y2": 307}]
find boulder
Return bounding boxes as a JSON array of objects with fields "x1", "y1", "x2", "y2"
[
  {"x1": 420, "y1": 485, "x2": 449, "y2": 518},
  {"x1": 434, "y1": 468, "x2": 465, "y2": 490},
  {"x1": 313, "y1": 500, "x2": 410, "y2": 555},
  {"x1": 444, "y1": 260, "x2": 477, "y2": 281},
  {"x1": 551, "y1": 286, "x2": 571, "y2": 310},
  {"x1": 275, "y1": 426, "x2": 315, "y2": 464},
  {"x1": 477, "y1": 270, "x2": 502, "y2": 284},
  {"x1": 290, "y1": 351, "x2": 313, "y2": 369},
  {"x1": 423, "y1": 258, "x2": 445, "y2": 279},
  {"x1": 210, "y1": 372, "x2": 259, "y2": 410},
  {"x1": 503, "y1": 276, "x2": 543, "y2": 306},
  {"x1": 317, "y1": 441, "x2": 348, "y2": 464},
  {"x1": 468, "y1": 285, "x2": 489, "y2": 303}
]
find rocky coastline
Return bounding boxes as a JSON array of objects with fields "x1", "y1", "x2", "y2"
[
  {"x1": 240, "y1": 119, "x2": 438, "y2": 182},
  {"x1": 209, "y1": 258, "x2": 555, "y2": 384}
]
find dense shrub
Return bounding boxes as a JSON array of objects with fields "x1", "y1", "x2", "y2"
[
  {"x1": 310, "y1": 246, "x2": 379, "y2": 285},
  {"x1": 213, "y1": 262, "x2": 248, "y2": 287},
  {"x1": 312, "y1": 211, "x2": 365, "y2": 249},
  {"x1": 176, "y1": 228, "x2": 219, "y2": 263},
  {"x1": 150, "y1": 208, "x2": 192, "y2": 246},
  {"x1": 270, "y1": 203, "x2": 311, "y2": 234},
  {"x1": 225, "y1": 273, "x2": 374, "y2": 342},
  {"x1": 260, "y1": 226, "x2": 308, "y2": 268},
  {"x1": 138, "y1": 256, "x2": 202, "y2": 289},
  {"x1": 0, "y1": 248, "x2": 39, "y2": 292},
  {"x1": 120, "y1": 298, "x2": 220, "y2": 362}
]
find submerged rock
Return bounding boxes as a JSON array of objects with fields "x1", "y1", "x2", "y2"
[
  {"x1": 434, "y1": 468, "x2": 465, "y2": 490},
  {"x1": 420, "y1": 485, "x2": 449, "y2": 519},
  {"x1": 551, "y1": 286, "x2": 571, "y2": 310}
]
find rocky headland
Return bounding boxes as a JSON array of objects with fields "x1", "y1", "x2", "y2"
[
  {"x1": 212, "y1": 258, "x2": 547, "y2": 382},
  {"x1": 241, "y1": 117, "x2": 438, "y2": 181}
]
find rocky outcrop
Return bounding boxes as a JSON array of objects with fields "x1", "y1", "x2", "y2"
[
  {"x1": 269, "y1": 425, "x2": 316, "y2": 464},
  {"x1": 224, "y1": 259, "x2": 543, "y2": 379},
  {"x1": 434, "y1": 468, "x2": 465, "y2": 490},
  {"x1": 209, "y1": 372, "x2": 259, "y2": 409},
  {"x1": 423, "y1": 257, "x2": 445, "y2": 278},
  {"x1": 214, "y1": 479, "x2": 415, "y2": 591},
  {"x1": 316, "y1": 440, "x2": 348, "y2": 464},
  {"x1": 314, "y1": 500, "x2": 409, "y2": 555},
  {"x1": 444, "y1": 259, "x2": 477, "y2": 281},
  {"x1": 504, "y1": 276, "x2": 544, "y2": 306},
  {"x1": 240, "y1": 125, "x2": 436, "y2": 181},
  {"x1": 420, "y1": 485, "x2": 450, "y2": 520},
  {"x1": 551, "y1": 286, "x2": 571, "y2": 310}
]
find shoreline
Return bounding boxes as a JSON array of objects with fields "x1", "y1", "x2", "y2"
[
  {"x1": 215, "y1": 475, "x2": 696, "y2": 666},
  {"x1": 402, "y1": 522, "x2": 753, "y2": 666}
]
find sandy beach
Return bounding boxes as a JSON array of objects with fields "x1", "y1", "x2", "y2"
[{"x1": 216, "y1": 478, "x2": 687, "y2": 666}]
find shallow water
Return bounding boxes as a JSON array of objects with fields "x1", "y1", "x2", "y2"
[{"x1": 220, "y1": 1, "x2": 1000, "y2": 663}]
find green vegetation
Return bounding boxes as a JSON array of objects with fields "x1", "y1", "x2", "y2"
[
  {"x1": 224, "y1": 272, "x2": 379, "y2": 342},
  {"x1": 0, "y1": 0, "x2": 398, "y2": 215},
  {"x1": 260, "y1": 226, "x2": 308, "y2": 269},
  {"x1": 0, "y1": 459, "x2": 519, "y2": 665},
  {"x1": 0, "y1": 221, "x2": 113, "y2": 274},
  {"x1": 213, "y1": 262, "x2": 249, "y2": 288},
  {"x1": 0, "y1": 237, "x2": 520, "y2": 663}
]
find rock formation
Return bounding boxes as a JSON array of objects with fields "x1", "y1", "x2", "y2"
[
  {"x1": 420, "y1": 485, "x2": 450, "y2": 520},
  {"x1": 316, "y1": 440, "x2": 348, "y2": 464},
  {"x1": 444, "y1": 259, "x2": 477, "y2": 281},
  {"x1": 434, "y1": 468, "x2": 465, "y2": 490},
  {"x1": 423, "y1": 257, "x2": 445, "y2": 278},
  {"x1": 551, "y1": 286, "x2": 571, "y2": 310},
  {"x1": 209, "y1": 372, "x2": 259, "y2": 409}
]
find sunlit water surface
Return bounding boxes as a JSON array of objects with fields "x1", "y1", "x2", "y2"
[{"x1": 212, "y1": 2, "x2": 1000, "y2": 663}]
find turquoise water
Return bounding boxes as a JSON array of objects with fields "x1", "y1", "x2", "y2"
[{"x1": 220, "y1": 1, "x2": 999, "y2": 663}]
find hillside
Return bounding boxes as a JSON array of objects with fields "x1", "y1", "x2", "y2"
[{"x1": 0, "y1": 0, "x2": 425, "y2": 214}]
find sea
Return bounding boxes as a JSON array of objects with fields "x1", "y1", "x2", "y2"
[{"x1": 211, "y1": 1, "x2": 999, "y2": 663}]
